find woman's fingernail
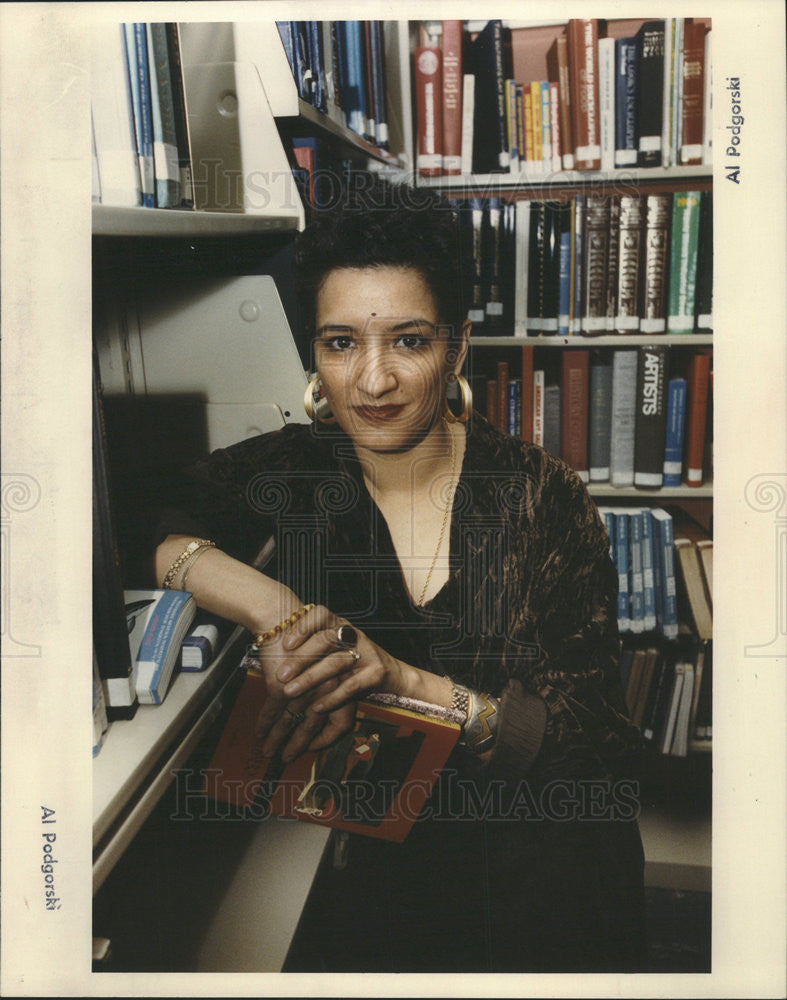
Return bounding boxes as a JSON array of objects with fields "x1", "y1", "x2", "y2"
[
  {"x1": 277, "y1": 664, "x2": 293, "y2": 682},
  {"x1": 312, "y1": 703, "x2": 326, "y2": 714},
  {"x1": 283, "y1": 680, "x2": 302, "y2": 696}
]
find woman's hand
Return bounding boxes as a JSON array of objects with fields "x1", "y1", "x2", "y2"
[{"x1": 274, "y1": 604, "x2": 410, "y2": 714}]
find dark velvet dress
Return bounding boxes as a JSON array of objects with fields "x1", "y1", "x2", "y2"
[{"x1": 155, "y1": 413, "x2": 648, "y2": 973}]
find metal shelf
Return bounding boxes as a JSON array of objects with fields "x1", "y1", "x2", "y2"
[
  {"x1": 588, "y1": 483, "x2": 713, "y2": 499},
  {"x1": 470, "y1": 334, "x2": 713, "y2": 347},
  {"x1": 92, "y1": 205, "x2": 301, "y2": 238},
  {"x1": 419, "y1": 164, "x2": 712, "y2": 190}
]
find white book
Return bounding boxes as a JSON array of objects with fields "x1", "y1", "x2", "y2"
[
  {"x1": 598, "y1": 38, "x2": 615, "y2": 172},
  {"x1": 532, "y1": 370, "x2": 545, "y2": 447},
  {"x1": 671, "y1": 19, "x2": 685, "y2": 168},
  {"x1": 670, "y1": 662, "x2": 695, "y2": 757},
  {"x1": 609, "y1": 350, "x2": 638, "y2": 488},
  {"x1": 461, "y1": 74, "x2": 475, "y2": 174},
  {"x1": 90, "y1": 22, "x2": 141, "y2": 206},
  {"x1": 660, "y1": 661, "x2": 685, "y2": 754},
  {"x1": 514, "y1": 200, "x2": 531, "y2": 335}
]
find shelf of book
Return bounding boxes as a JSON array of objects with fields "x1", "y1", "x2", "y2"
[
  {"x1": 419, "y1": 164, "x2": 712, "y2": 189},
  {"x1": 277, "y1": 96, "x2": 403, "y2": 168},
  {"x1": 92, "y1": 628, "x2": 246, "y2": 892},
  {"x1": 588, "y1": 483, "x2": 712, "y2": 499},
  {"x1": 470, "y1": 335, "x2": 713, "y2": 348},
  {"x1": 92, "y1": 204, "x2": 302, "y2": 238}
]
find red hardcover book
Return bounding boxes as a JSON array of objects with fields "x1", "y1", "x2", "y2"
[
  {"x1": 520, "y1": 345, "x2": 534, "y2": 441},
  {"x1": 441, "y1": 20, "x2": 463, "y2": 175},
  {"x1": 684, "y1": 351, "x2": 711, "y2": 486},
  {"x1": 560, "y1": 349, "x2": 590, "y2": 480},
  {"x1": 292, "y1": 143, "x2": 315, "y2": 209},
  {"x1": 680, "y1": 21, "x2": 706, "y2": 165},
  {"x1": 567, "y1": 19, "x2": 601, "y2": 171},
  {"x1": 547, "y1": 32, "x2": 574, "y2": 170},
  {"x1": 415, "y1": 46, "x2": 444, "y2": 177},
  {"x1": 204, "y1": 667, "x2": 461, "y2": 843},
  {"x1": 496, "y1": 360, "x2": 510, "y2": 432}
]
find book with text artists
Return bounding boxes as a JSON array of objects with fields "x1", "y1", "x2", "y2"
[{"x1": 204, "y1": 659, "x2": 463, "y2": 842}]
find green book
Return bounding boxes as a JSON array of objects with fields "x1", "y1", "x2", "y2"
[{"x1": 666, "y1": 190, "x2": 701, "y2": 333}]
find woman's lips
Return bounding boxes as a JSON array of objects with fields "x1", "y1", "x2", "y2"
[{"x1": 352, "y1": 404, "x2": 405, "y2": 424}]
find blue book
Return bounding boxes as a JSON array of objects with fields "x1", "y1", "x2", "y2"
[
  {"x1": 276, "y1": 21, "x2": 296, "y2": 74},
  {"x1": 615, "y1": 38, "x2": 639, "y2": 167},
  {"x1": 126, "y1": 589, "x2": 196, "y2": 705},
  {"x1": 370, "y1": 21, "x2": 388, "y2": 148},
  {"x1": 614, "y1": 509, "x2": 630, "y2": 633},
  {"x1": 540, "y1": 81, "x2": 551, "y2": 166},
  {"x1": 146, "y1": 23, "x2": 180, "y2": 208},
  {"x1": 628, "y1": 511, "x2": 645, "y2": 634},
  {"x1": 340, "y1": 21, "x2": 366, "y2": 137},
  {"x1": 650, "y1": 509, "x2": 679, "y2": 640},
  {"x1": 306, "y1": 21, "x2": 326, "y2": 111},
  {"x1": 639, "y1": 509, "x2": 657, "y2": 631},
  {"x1": 600, "y1": 507, "x2": 615, "y2": 562},
  {"x1": 124, "y1": 24, "x2": 154, "y2": 207},
  {"x1": 663, "y1": 376, "x2": 688, "y2": 487},
  {"x1": 557, "y1": 229, "x2": 572, "y2": 336},
  {"x1": 572, "y1": 195, "x2": 584, "y2": 334}
]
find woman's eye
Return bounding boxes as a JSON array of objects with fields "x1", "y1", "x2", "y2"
[
  {"x1": 395, "y1": 333, "x2": 428, "y2": 350},
  {"x1": 326, "y1": 335, "x2": 354, "y2": 351}
]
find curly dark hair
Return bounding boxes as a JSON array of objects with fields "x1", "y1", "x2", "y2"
[{"x1": 292, "y1": 173, "x2": 473, "y2": 342}]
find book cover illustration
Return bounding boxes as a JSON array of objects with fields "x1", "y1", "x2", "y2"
[{"x1": 205, "y1": 667, "x2": 462, "y2": 842}]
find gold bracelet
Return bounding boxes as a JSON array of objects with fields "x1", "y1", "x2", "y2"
[
  {"x1": 252, "y1": 604, "x2": 315, "y2": 649},
  {"x1": 180, "y1": 544, "x2": 214, "y2": 593},
  {"x1": 162, "y1": 539, "x2": 215, "y2": 590}
]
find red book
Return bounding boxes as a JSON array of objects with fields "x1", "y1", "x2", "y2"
[
  {"x1": 684, "y1": 351, "x2": 711, "y2": 486},
  {"x1": 680, "y1": 21, "x2": 707, "y2": 165},
  {"x1": 520, "y1": 345, "x2": 534, "y2": 441},
  {"x1": 441, "y1": 20, "x2": 463, "y2": 175},
  {"x1": 415, "y1": 46, "x2": 444, "y2": 177},
  {"x1": 567, "y1": 19, "x2": 601, "y2": 171},
  {"x1": 496, "y1": 360, "x2": 510, "y2": 432},
  {"x1": 547, "y1": 32, "x2": 574, "y2": 170},
  {"x1": 560, "y1": 350, "x2": 590, "y2": 480},
  {"x1": 486, "y1": 378, "x2": 498, "y2": 425},
  {"x1": 292, "y1": 144, "x2": 315, "y2": 209},
  {"x1": 204, "y1": 667, "x2": 461, "y2": 843}
]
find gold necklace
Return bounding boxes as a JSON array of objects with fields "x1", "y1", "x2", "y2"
[{"x1": 417, "y1": 418, "x2": 457, "y2": 607}]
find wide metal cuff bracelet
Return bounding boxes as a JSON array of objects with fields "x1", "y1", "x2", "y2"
[{"x1": 460, "y1": 690, "x2": 501, "y2": 753}]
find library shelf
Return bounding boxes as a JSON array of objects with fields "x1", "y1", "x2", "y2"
[
  {"x1": 418, "y1": 164, "x2": 712, "y2": 190},
  {"x1": 92, "y1": 205, "x2": 302, "y2": 238},
  {"x1": 469, "y1": 335, "x2": 713, "y2": 348}
]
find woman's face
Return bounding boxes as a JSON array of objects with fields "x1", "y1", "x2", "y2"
[{"x1": 314, "y1": 266, "x2": 466, "y2": 453}]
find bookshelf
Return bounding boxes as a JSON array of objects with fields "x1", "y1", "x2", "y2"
[{"x1": 91, "y1": 15, "x2": 712, "y2": 971}]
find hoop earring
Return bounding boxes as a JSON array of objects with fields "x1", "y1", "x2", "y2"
[
  {"x1": 443, "y1": 373, "x2": 473, "y2": 424},
  {"x1": 303, "y1": 374, "x2": 336, "y2": 424}
]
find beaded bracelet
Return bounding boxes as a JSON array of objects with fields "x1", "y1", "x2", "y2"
[
  {"x1": 180, "y1": 544, "x2": 214, "y2": 593},
  {"x1": 252, "y1": 604, "x2": 315, "y2": 649},
  {"x1": 162, "y1": 539, "x2": 215, "y2": 589}
]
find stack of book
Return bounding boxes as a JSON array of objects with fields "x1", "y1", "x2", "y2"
[
  {"x1": 277, "y1": 21, "x2": 390, "y2": 150},
  {"x1": 91, "y1": 23, "x2": 194, "y2": 209},
  {"x1": 483, "y1": 345, "x2": 712, "y2": 490},
  {"x1": 414, "y1": 17, "x2": 712, "y2": 178},
  {"x1": 620, "y1": 636, "x2": 711, "y2": 756},
  {"x1": 125, "y1": 589, "x2": 197, "y2": 705},
  {"x1": 458, "y1": 189, "x2": 712, "y2": 338}
]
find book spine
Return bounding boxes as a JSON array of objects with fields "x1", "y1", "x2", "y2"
[
  {"x1": 605, "y1": 195, "x2": 621, "y2": 331},
  {"x1": 694, "y1": 190, "x2": 714, "y2": 329},
  {"x1": 660, "y1": 19, "x2": 675, "y2": 168},
  {"x1": 567, "y1": 19, "x2": 601, "y2": 170},
  {"x1": 640, "y1": 511, "x2": 657, "y2": 631},
  {"x1": 484, "y1": 198, "x2": 504, "y2": 331},
  {"x1": 491, "y1": 21, "x2": 510, "y2": 170},
  {"x1": 684, "y1": 351, "x2": 711, "y2": 486},
  {"x1": 165, "y1": 24, "x2": 195, "y2": 208},
  {"x1": 588, "y1": 355, "x2": 612, "y2": 481},
  {"x1": 415, "y1": 46, "x2": 444, "y2": 177},
  {"x1": 663, "y1": 376, "x2": 688, "y2": 486},
  {"x1": 343, "y1": 21, "x2": 366, "y2": 136},
  {"x1": 516, "y1": 84, "x2": 526, "y2": 171},
  {"x1": 640, "y1": 194, "x2": 672, "y2": 333},
  {"x1": 520, "y1": 345, "x2": 534, "y2": 441},
  {"x1": 633, "y1": 345, "x2": 668, "y2": 488},
  {"x1": 441, "y1": 20, "x2": 463, "y2": 173},
  {"x1": 467, "y1": 198, "x2": 485, "y2": 326},
  {"x1": 557, "y1": 226, "x2": 572, "y2": 337},
  {"x1": 543, "y1": 385, "x2": 561, "y2": 457},
  {"x1": 309, "y1": 20, "x2": 327, "y2": 113},
  {"x1": 496, "y1": 360, "x2": 510, "y2": 432},
  {"x1": 460, "y1": 73, "x2": 475, "y2": 174},
  {"x1": 508, "y1": 379, "x2": 519, "y2": 435},
  {"x1": 598, "y1": 37, "x2": 615, "y2": 172},
  {"x1": 532, "y1": 369, "x2": 545, "y2": 446},
  {"x1": 667, "y1": 190, "x2": 702, "y2": 333},
  {"x1": 615, "y1": 195, "x2": 643, "y2": 332},
  {"x1": 147, "y1": 23, "x2": 181, "y2": 208},
  {"x1": 530, "y1": 81, "x2": 543, "y2": 174},
  {"x1": 527, "y1": 200, "x2": 545, "y2": 334},
  {"x1": 373, "y1": 22, "x2": 389, "y2": 147},
  {"x1": 642, "y1": 653, "x2": 670, "y2": 741},
  {"x1": 362, "y1": 22, "x2": 376, "y2": 140},
  {"x1": 486, "y1": 378, "x2": 497, "y2": 425},
  {"x1": 549, "y1": 82, "x2": 561, "y2": 172},
  {"x1": 560, "y1": 350, "x2": 589, "y2": 481},
  {"x1": 629, "y1": 512, "x2": 645, "y2": 633},
  {"x1": 506, "y1": 80, "x2": 520, "y2": 173},
  {"x1": 541, "y1": 202, "x2": 561, "y2": 334},
  {"x1": 571, "y1": 195, "x2": 584, "y2": 335},
  {"x1": 581, "y1": 195, "x2": 610, "y2": 334},
  {"x1": 702, "y1": 29, "x2": 713, "y2": 165},
  {"x1": 125, "y1": 24, "x2": 154, "y2": 208},
  {"x1": 615, "y1": 38, "x2": 638, "y2": 167},
  {"x1": 514, "y1": 200, "x2": 531, "y2": 334},
  {"x1": 636, "y1": 21, "x2": 665, "y2": 168},
  {"x1": 540, "y1": 80, "x2": 552, "y2": 168},
  {"x1": 523, "y1": 87, "x2": 535, "y2": 165},
  {"x1": 554, "y1": 33, "x2": 574, "y2": 170},
  {"x1": 609, "y1": 349, "x2": 638, "y2": 487},
  {"x1": 615, "y1": 511, "x2": 630, "y2": 632}
]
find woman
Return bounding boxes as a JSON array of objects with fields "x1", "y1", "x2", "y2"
[{"x1": 154, "y1": 178, "x2": 647, "y2": 972}]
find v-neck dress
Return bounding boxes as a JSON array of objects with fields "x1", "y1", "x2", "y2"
[{"x1": 154, "y1": 412, "x2": 648, "y2": 972}]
